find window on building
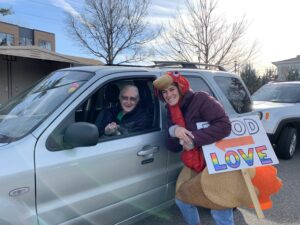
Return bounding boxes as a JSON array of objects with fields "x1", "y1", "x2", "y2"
[
  {"x1": 19, "y1": 37, "x2": 33, "y2": 46},
  {"x1": 39, "y1": 40, "x2": 52, "y2": 51},
  {"x1": 0, "y1": 32, "x2": 14, "y2": 46}
]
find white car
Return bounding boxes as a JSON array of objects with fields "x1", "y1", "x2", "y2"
[{"x1": 252, "y1": 81, "x2": 300, "y2": 159}]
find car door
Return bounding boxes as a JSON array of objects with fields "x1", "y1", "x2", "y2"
[{"x1": 34, "y1": 73, "x2": 169, "y2": 225}]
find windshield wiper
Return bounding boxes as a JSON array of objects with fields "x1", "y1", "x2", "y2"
[{"x1": 0, "y1": 134, "x2": 13, "y2": 143}]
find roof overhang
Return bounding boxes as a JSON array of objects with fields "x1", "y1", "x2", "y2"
[
  {"x1": 272, "y1": 55, "x2": 300, "y2": 66},
  {"x1": 0, "y1": 46, "x2": 103, "y2": 65}
]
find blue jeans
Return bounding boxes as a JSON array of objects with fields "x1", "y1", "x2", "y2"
[{"x1": 175, "y1": 198, "x2": 234, "y2": 225}]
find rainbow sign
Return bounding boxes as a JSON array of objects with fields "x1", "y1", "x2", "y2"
[{"x1": 199, "y1": 115, "x2": 279, "y2": 174}]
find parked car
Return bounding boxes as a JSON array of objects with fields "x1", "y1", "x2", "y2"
[
  {"x1": 0, "y1": 62, "x2": 254, "y2": 225},
  {"x1": 252, "y1": 81, "x2": 300, "y2": 159}
]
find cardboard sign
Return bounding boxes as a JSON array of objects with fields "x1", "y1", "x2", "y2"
[{"x1": 198, "y1": 115, "x2": 279, "y2": 174}]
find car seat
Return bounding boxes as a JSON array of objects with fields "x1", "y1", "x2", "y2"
[
  {"x1": 104, "y1": 84, "x2": 120, "y2": 108},
  {"x1": 134, "y1": 81, "x2": 155, "y2": 128},
  {"x1": 93, "y1": 84, "x2": 120, "y2": 130}
]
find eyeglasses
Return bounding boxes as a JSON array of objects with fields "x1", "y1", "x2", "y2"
[{"x1": 120, "y1": 95, "x2": 138, "y2": 102}]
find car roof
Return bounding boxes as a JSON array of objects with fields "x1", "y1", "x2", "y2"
[
  {"x1": 268, "y1": 81, "x2": 300, "y2": 85},
  {"x1": 58, "y1": 65, "x2": 237, "y2": 78},
  {"x1": 59, "y1": 65, "x2": 152, "y2": 73}
]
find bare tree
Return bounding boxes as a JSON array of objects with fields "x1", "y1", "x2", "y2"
[
  {"x1": 66, "y1": 0, "x2": 157, "y2": 64},
  {"x1": 156, "y1": 0, "x2": 257, "y2": 70}
]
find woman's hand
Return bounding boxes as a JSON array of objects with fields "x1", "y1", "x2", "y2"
[
  {"x1": 180, "y1": 139, "x2": 195, "y2": 150},
  {"x1": 175, "y1": 126, "x2": 194, "y2": 145}
]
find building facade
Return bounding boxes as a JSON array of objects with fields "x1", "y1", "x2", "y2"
[
  {"x1": 0, "y1": 22, "x2": 103, "y2": 103},
  {"x1": 0, "y1": 21, "x2": 55, "y2": 51},
  {"x1": 272, "y1": 55, "x2": 300, "y2": 81},
  {"x1": 0, "y1": 46, "x2": 102, "y2": 103}
]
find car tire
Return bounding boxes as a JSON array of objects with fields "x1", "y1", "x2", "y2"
[{"x1": 277, "y1": 127, "x2": 297, "y2": 160}]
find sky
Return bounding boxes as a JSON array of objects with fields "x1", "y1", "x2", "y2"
[{"x1": 1, "y1": 0, "x2": 300, "y2": 73}]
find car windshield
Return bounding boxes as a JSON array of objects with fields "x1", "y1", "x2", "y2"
[
  {"x1": 0, "y1": 70, "x2": 93, "y2": 143},
  {"x1": 252, "y1": 83, "x2": 300, "y2": 103}
]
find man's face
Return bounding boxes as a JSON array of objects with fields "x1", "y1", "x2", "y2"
[{"x1": 119, "y1": 87, "x2": 139, "y2": 113}]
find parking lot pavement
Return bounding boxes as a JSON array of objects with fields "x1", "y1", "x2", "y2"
[{"x1": 134, "y1": 149, "x2": 300, "y2": 225}]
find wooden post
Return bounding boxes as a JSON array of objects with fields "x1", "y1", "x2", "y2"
[{"x1": 241, "y1": 169, "x2": 265, "y2": 219}]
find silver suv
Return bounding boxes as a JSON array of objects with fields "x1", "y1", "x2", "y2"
[{"x1": 0, "y1": 62, "x2": 253, "y2": 225}]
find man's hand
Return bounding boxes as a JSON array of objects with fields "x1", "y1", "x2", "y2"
[{"x1": 105, "y1": 122, "x2": 119, "y2": 135}]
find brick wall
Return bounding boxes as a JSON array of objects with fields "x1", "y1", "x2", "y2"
[
  {"x1": 33, "y1": 30, "x2": 55, "y2": 51},
  {"x1": 0, "y1": 22, "x2": 19, "y2": 46}
]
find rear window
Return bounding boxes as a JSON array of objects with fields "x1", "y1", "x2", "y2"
[
  {"x1": 214, "y1": 76, "x2": 252, "y2": 113},
  {"x1": 186, "y1": 76, "x2": 214, "y2": 97}
]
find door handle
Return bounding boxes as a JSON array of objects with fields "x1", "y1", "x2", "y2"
[{"x1": 137, "y1": 145, "x2": 160, "y2": 156}]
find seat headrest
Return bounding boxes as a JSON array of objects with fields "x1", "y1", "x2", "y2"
[{"x1": 105, "y1": 84, "x2": 120, "y2": 103}]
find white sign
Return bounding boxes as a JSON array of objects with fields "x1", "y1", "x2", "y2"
[{"x1": 199, "y1": 115, "x2": 279, "y2": 174}]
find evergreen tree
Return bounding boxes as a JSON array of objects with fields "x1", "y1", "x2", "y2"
[
  {"x1": 286, "y1": 69, "x2": 300, "y2": 81},
  {"x1": 260, "y1": 68, "x2": 278, "y2": 87},
  {"x1": 240, "y1": 64, "x2": 259, "y2": 94}
]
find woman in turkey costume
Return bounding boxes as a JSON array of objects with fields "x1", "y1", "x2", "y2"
[
  {"x1": 153, "y1": 71, "x2": 233, "y2": 225},
  {"x1": 153, "y1": 71, "x2": 282, "y2": 225}
]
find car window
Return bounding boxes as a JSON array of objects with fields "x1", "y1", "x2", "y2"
[
  {"x1": 94, "y1": 79, "x2": 158, "y2": 139},
  {"x1": 214, "y1": 76, "x2": 252, "y2": 113},
  {"x1": 47, "y1": 77, "x2": 159, "y2": 151},
  {"x1": 0, "y1": 70, "x2": 93, "y2": 143},
  {"x1": 186, "y1": 76, "x2": 215, "y2": 97}
]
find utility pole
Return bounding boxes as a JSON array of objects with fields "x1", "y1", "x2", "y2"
[{"x1": 234, "y1": 61, "x2": 237, "y2": 73}]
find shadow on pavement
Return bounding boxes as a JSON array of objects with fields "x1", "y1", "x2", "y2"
[{"x1": 134, "y1": 205, "x2": 249, "y2": 225}]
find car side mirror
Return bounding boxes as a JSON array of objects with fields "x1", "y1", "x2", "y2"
[{"x1": 64, "y1": 122, "x2": 99, "y2": 148}]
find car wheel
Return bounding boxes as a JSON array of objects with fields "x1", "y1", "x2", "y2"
[{"x1": 277, "y1": 127, "x2": 297, "y2": 160}]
